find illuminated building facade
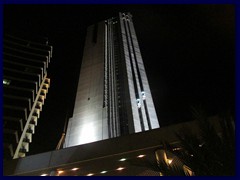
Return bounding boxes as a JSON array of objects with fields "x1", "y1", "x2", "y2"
[
  {"x1": 64, "y1": 12, "x2": 159, "y2": 147},
  {"x1": 4, "y1": 119, "x2": 205, "y2": 176},
  {"x1": 3, "y1": 34, "x2": 52, "y2": 160}
]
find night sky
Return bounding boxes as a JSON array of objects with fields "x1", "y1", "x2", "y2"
[{"x1": 3, "y1": 4, "x2": 235, "y2": 155}]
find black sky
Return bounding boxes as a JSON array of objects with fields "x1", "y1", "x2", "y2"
[{"x1": 3, "y1": 4, "x2": 235, "y2": 155}]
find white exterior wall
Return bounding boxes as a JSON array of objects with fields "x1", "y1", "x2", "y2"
[{"x1": 64, "y1": 22, "x2": 108, "y2": 147}]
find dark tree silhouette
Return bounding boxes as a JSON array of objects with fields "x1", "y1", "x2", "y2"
[{"x1": 158, "y1": 106, "x2": 235, "y2": 176}]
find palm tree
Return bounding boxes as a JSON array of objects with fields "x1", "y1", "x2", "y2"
[{"x1": 157, "y1": 106, "x2": 235, "y2": 176}]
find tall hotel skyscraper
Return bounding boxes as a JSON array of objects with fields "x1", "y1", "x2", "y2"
[{"x1": 64, "y1": 12, "x2": 159, "y2": 147}]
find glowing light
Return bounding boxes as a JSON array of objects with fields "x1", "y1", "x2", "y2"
[
  {"x1": 79, "y1": 122, "x2": 97, "y2": 144},
  {"x1": 136, "y1": 99, "x2": 141, "y2": 108},
  {"x1": 167, "y1": 159, "x2": 173, "y2": 164},
  {"x1": 100, "y1": 171, "x2": 107, "y2": 174},
  {"x1": 199, "y1": 143, "x2": 204, "y2": 147},
  {"x1": 86, "y1": 173, "x2": 94, "y2": 176},
  {"x1": 3, "y1": 79, "x2": 11, "y2": 85},
  {"x1": 58, "y1": 170, "x2": 64, "y2": 174},
  {"x1": 137, "y1": 154, "x2": 145, "y2": 158},
  {"x1": 119, "y1": 158, "x2": 127, "y2": 161},
  {"x1": 40, "y1": 174, "x2": 48, "y2": 176},
  {"x1": 141, "y1": 91, "x2": 146, "y2": 100},
  {"x1": 116, "y1": 167, "x2": 125, "y2": 171},
  {"x1": 71, "y1": 168, "x2": 79, "y2": 171}
]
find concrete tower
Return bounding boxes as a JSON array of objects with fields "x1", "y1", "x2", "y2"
[{"x1": 64, "y1": 12, "x2": 159, "y2": 147}]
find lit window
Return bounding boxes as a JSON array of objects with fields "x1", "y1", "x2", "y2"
[
  {"x1": 136, "y1": 99, "x2": 141, "y2": 108},
  {"x1": 3, "y1": 79, "x2": 11, "y2": 85},
  {"x1": 119, "y1": 158, "x2": 127, "y2": 162},
  {"x1": 141, "y1": 91, "x2": 146, "y2": 100},
  {"x1": 116, "y1": 167, "x2": 125, "y2": 171},
  {"x1": 199, "y1": 143, "x2": 204, "y2": 147},
  {"x1": 173, "y1": 147, "x2": 181, "y2": 151},
  {"x1": 71, "y1": 168, "x2": 79, "y2": 171},
  {"x1": 100, "y1": 171, "x2": 107, "y2": 174},
  {"x1": 137, "y1": 154, "x2": 145, "y2": 158}
]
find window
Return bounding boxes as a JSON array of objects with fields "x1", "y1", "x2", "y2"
[
  {"x1": 136, "y1": 98, "x2": 141, "y2": 108},
  {"x1": 3, "y1": 79, "x2": 11, "y2": 85},
  {"x1": 141, "y1": 91, "x2": 146, "y2": 100}
]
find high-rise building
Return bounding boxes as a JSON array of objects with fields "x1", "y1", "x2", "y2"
[
  {"x1": 3, "y1": 34, "x2": 52, "y2": 160},
  {"x1": 64, "y1": 12, "x2": 159, "y2": 148}
]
